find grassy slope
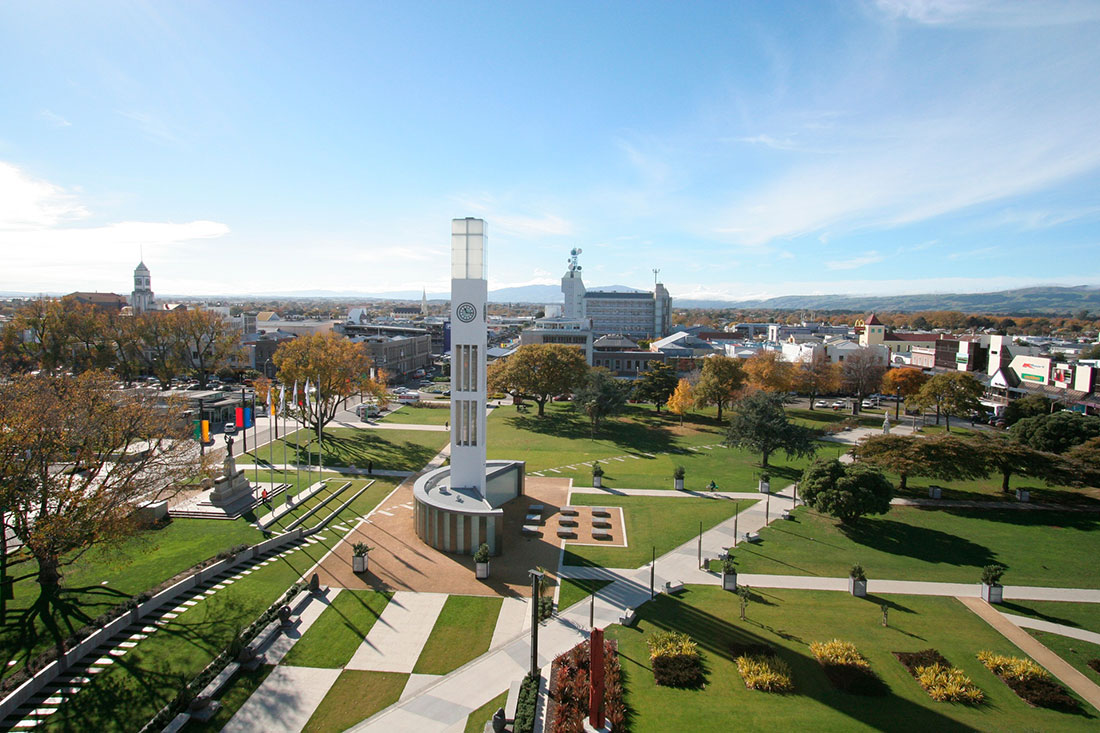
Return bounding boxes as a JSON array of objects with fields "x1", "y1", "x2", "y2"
[
  {"x1": 303, "y1": 670, "x2": 408, "y2": 733},
  {"x1": 380, "y1": 405, "x2": 451, "y2": 425},
  {"x1": 609, "y1": 586, "x2": 1093, "y2": 732},
  {"x1": 413, "y1": 595, "x2": 503, "y2": 675},
  {"x1": 463, "y1": 689, "x2": 508, "y2": 733},
  {"x1": 557, "y1": 579, "x2": 614, "y2": 612},
  {"x1": 1027, "y1": 630, "x2": 1100, "y2": 687},
  {"x1": 240, "y1": 427, "x2": 447, "y2": 472},
  {"x1": 731, "y1": 505, "x2": 1100, "y2": 588},
  {"x1": 997, "y1": 600, "x2": 1100, "y2": 635},
  {"x1": 281, "y1": 590, "x2": 393, "y2": 668},
  {"x1": 562, "y1": 495, "x2": 751, "y2": 569},
  {"x1": 184, "y1": 664, "x2": 274, "y2": 732}
]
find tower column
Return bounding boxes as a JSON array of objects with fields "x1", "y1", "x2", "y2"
[{"x1": 449, "y1": 218, "x2": 488, "y2": 495}]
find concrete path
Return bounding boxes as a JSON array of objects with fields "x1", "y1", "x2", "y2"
[
  {"x1": 1001, "y1": 613, "x2": 1100, "y2": 645},
  {"x1": 256, "y1": 463, "x2": 413, "y2": 478},
  {"x1": 223, "y1": 666, "x2": 342, "y2": 733},
  {"x1": 400, "y1": 673, "x2": 443, "y2": 701},
  {"x1": 570, "y1": 487, "x2": 767, "y2": 500},
  {"x1": 329, "y1": 420, "x2": 449, "y2": 432},
  {"x1": 960, "y1": 596, "x2": 1100, "y2": 713},
  {"x1": 345, "y1": 592, "x2": 448, "y2": 673},
  {"x1": 489, "y1": 597, "x2": 531, "y2": 650}
]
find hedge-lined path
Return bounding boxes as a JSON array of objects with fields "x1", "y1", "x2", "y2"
[
  {"x1": 961, "y1": 595, "x2": 1100, "y2": 712},
  {"x1": 0, "y1": 536, "x2": 311, "y2": 731}
]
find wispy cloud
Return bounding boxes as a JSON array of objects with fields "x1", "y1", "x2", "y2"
[
  {"x1": 0, "y1": 162, "x2": 88, "y2": 229},
  {"x1": 826, "y1": 251, "x2": 884, "y2": 270},
  {"x1": 874, "y1": 0, "x2": 1100, "y2": 28},
  {"x1": 39, "y1": 110, "x2": 71, "y2": 128},
  {"x1": 116, "y1": 110, "x2": 181, "y2": 145}
]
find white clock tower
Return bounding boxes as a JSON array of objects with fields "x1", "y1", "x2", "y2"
[{"x1": 449, "y1": 218, "x2": 488, "y2": 493}]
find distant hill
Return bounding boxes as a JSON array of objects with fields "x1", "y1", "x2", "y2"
[{"x1": 674, "y1": 286, "x2": 1100, "y2": 315}]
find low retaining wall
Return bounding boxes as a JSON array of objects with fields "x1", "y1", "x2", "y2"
[
  {"x1": 284, "y1": 481, "x2": 352, "y2": 531},
  {"x1": 0, "y1": 529, "x2": 304, "y2": 722}
]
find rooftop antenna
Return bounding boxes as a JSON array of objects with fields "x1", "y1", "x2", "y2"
[
  {"x1": 653, "y1": 268, "x2": 660, "y2": 285},
  {"x1": 568, "y1": 248, "x2": 583, "y2": 272}
]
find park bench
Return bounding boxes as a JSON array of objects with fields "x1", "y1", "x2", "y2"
[
  {"x1": 528, "y1": 504, "x2": 545, "y2": 513},
  {"x1": 664, "y1": 580, "x2": 685, "y2": 594},
  {"x1": 522, "y1": 524, "x2": 540, "y2": 536},
  {"x1": 163, "y1": 713, "x2": 190, "y2": 733},
  {"x1": 742, "y1": 531, "x2": 761, "y2": 544},
  {"x1": 560, "y1": 506, "x2": 579, "y2": 516},
  {"x1": 591, "y1": 507, "x2": 611, "y2": 518},
  {"x1": 189, "y1": 662, "x2": 240, "y2": 721},
  {"x1": 524, "y1": 513, "x2": 542, "y2": 524},
  {"x1": 592, "y1": 519, "x2": 612, "y2": 529},
  {"x1": 557, "y1": 528, "x2": 576, "y2": 539},
  {"x1": 592, "y1": 530, "x2": 612, "y2": 541},
  {"x1": 558, "y1": 518, "x2": 578, "y2": 528},
  {"x1": 619, "y1": 609, "x2": 636, "y2": 626},
  {"x1": 781, "y1": 509, "x2": 792, "y2": 520}
]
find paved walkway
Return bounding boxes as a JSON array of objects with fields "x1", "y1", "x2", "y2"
[
  {"x1": 1001, "y1": 612, "x2": 1100, "y2": 645},
  {"x1": 254, "y1": 463, "x2": 413, "y2": 478},
  {"x1": 346, "y1": 592, "x2": 448, "y2": 672},
  {"x1": 960, "y1": 596, "x2": 1100, "y2": 713},
  {"x1": 223, "y1": 666, "x2": 343, "y2": 733},
  {"x1": 489, "y1": 597, "x2": 531, "y2": 650}
]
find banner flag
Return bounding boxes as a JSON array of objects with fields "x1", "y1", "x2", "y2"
[
  {"x1": 202, "y1": 420, "x2": 210, "y2": 443},
  {"x1": 279, "y1": 384, "x2": 286, "y2": 416},
  {"x1": 235, "y1": 407, "x2": 244, "y2": 428},
  {"x1": 305, "y1": 379, "x2": 313, "y2": 410},
  {"x1": 193, "y1": 419, "x2": 201, "y2": 441},
  {"x1": 244, "y1": 407, "x2": 254, "y2": 428},
  {"x1": 292, "y1": 380, "x2": 299, "y2": 409}
]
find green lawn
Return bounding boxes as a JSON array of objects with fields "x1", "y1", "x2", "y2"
[
  {"x1": 487, "y1": 403, "x2": 822, "y2": 492},
  {"x1": 303, "y1": 670, "x2": 408, "y2": 733},
  {"x1": 281, "y1": 590, "x2": 393, "y2": 668},
  {"x1": 184, "y1": 664, "x2": 274, "y2": 732},
  {"x1": 413, "y1": 595, "x2": 503, "y2": 675},
  {"x1": 36, "y1": 477, "x2": 399, "y2": 732},
  {"x1": 463, "y1": 689, "x2": 508, "y2": 733},
  {"x1": 380, "y1": 404, "x2": 451, "y2": 425},
  {"x1": 563, "y1": 494, "x2": 752, "y2": 569},
  {"x1": 1027, "y1": 630, "x2": 1100, "y2": 687},
  {"x1": 998, "y1": 599, "x2": 1100, "y2": 635},
  {"x1": 732, "y1": 505, "x2": 1100, "y2": 588},
  {"x1": 558, "y1": 579, "x2": 614, "y2": 612},
  {"x1": 608, "y1": 586, "x2": 1093, "y2": 732},
  {"x1": 241, "y1": 427, "x2": 447, "y2": 472}
]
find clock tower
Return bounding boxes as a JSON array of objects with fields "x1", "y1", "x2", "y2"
[{"x1": 449, "y1": 218, "x2": 488, "y2": 492}]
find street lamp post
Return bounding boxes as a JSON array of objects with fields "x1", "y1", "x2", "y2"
[{"x1": 528, "y1": 569, "x2": 543, "y2": 679}]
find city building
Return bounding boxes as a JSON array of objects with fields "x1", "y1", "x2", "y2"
[
  {"x1": 130, "y1": 261, "x2": 156, "y2": 314},
  {"x1": 66, "y1": 291, "x2": 127, "y2": 312},
  {"x1": 518, "y1": 317, "x2": 594, "y2": 362},
  {"x1": 857, "y1": 314, "x2": 938, "y2": 354}
]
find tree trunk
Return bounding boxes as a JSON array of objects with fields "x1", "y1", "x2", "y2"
[
  {"x1": 809, "y1": 391, "x2": 816, "y2": 411},
  {"x1": 899, "y1": 474, "x2": 907, "y2": 491},
  {"x1": 536, "y1": 397, "x2": 547, "y2": 416},
  {"x1": 34, "y1": 554, "x2": 65, "y2": 656},
  {"x1": 761, "y1": 450, "x2": 770, "y2": 468},
  {"x1": 935, "y1": 404, "x2": 941, "y2": 425},
  {"x1": 1002, "y1": 470, "x2": 1012, "y2": 493},
  {"x1": 716, "y1": 402, "x2": 723, "y2": 421},
  {"x1": 945, "y1": 412, "x2": 951, "y2": 432}
]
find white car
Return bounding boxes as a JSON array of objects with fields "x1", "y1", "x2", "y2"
[{"x1": 814, "y1": 400, "x2": 831, "y2": 408}]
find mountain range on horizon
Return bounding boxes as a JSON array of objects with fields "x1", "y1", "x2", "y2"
[{"x1": 3, "y1": 284, "x2": 1099, "y2": 316}]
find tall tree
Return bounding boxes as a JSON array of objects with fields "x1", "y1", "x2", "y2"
[
  {"x1": 915, "y1": 372, "x2": 984, "y2": 431},
  {"x1": 1067, "y1": 437, "x2": 1100, "y2": 488},
  {"x1": 667, "y1": 378, "x2": 694, "y2": 426},
  {"x1": 273, "y1": 332, "x2": 377, "y2": 434},
  {"x1": 487, "y1": 344, "x2": 588, "y2": 417},
  {"x1": 880, "y1": 367, "x2": 929, "y2": 421},
  {"x1": 1003, "y1": 393, "x2": 1055, "y2": 426},
  {"x1": 725, "y1": 391, "x2": 819, "y2": 468},
  {"x1": 799, "y1": 459, "x2": 893, "y2": 525},
  {"x1": 841, "y1": 349, "x2": 887, "y2": 415},
  {"x1": 855, "y1": 433, "x2": 985, "y2": 491},
  {"x1": 131, "y1": 311, "x2": 187, "y2": 387},
  {"x1": 0, "y1": 371, "x2": 206, "y2": 654},
  {"x1": 1011, "y1": 411, "x2": 1100, "y2": 454},
  {"x1": 632, "y1": 362, "x2": 680, "y2": 412},
  {"x1": 572, "y1": 368, "x2": 630, "y2": 433},
  {"x1": 173, "y1": 309, "x2": 244, "y2": 388},
  {"x1": 967, "y1": 432, "x2": 1062, "y2": 493},
  {"x1": 743, "y1": 350, "x2": 793, "y2": 393},
  {"x1": 692, "y1": 355, "x2": 746, "y2": 421},
  {"x1": 794, "y1": 351, "x2": 840, "y2": 411}
]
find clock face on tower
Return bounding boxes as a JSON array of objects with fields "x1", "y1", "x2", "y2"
[{"x1": 456, "y1": 302, "x2": 477, "y2": 323}]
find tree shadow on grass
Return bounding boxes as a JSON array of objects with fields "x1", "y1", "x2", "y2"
[
  {"x1": 937, "y1": 507, "x2": 1100, "y2": 532},
  {"x1": 628, "y1": 591, "x2": 981, "y2": 731},
  {"x1": 997, "y1": 601, "x2": 1084, "y2": 630},
  {"x1": 504, "y1": 411, "x2": 687, "y2": 456},
  {"x1": 839, "y1": 519, "x2": 997, "y2": 569},
  {"x1": 303, "y1": 431, "x2": 438, "y2": 472}
]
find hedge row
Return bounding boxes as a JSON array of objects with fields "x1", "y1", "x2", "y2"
[{"x1": 512, "y1": 673, "x2": 539, "y2": 733}]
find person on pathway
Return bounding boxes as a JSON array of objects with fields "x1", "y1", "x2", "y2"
[
  {"x1": 368, "y1": 459, "x2": 373, "y2": 475},
  {"x1": 707, "y1": 480, "x2": 717, "y2": 490},
  {"x1": 262, "y1": 488, "x2": 270, "y2": 506}
]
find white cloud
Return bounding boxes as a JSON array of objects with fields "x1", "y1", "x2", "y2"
[
  {"x1": 39, "y1": 110, "x2": 72, "y2": 128},
  {"x1": 874, "y1": 0, "x2": 1100, "y2": 27},
  {"x1": 0, "y1": 162, "x2": 89, "y2": 230},
  {"x1": 826, "y1": 251, "x2": 885, "y2": 270}
]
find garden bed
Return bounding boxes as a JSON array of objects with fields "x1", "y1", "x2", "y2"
[
  {"x1": 546, "y1": 637, "x2": 627, "y2": 733},
  {"x1": 810, "y1": 639, "x2": 886, "y2": 696},
  {"x1": 895, "y1": 649, "x2": 983, "y2": 704},
  {"x1": 977, "y1": 651, "x2": 1079, "y2": 711},
  {"x1": 648, "y1": 631, "x2": 704, "y2": 688},
  {"x1": 731, "y1": 642, "x2": 792, "y2": 693}
]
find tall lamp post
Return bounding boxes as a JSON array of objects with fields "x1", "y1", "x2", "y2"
[{"x1": 528, "y1": 569, "x2": 543, "y2": 679}]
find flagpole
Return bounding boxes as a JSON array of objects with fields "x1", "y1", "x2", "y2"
[
  {"x1": 318, "y1": 378, "x2": 324, "y2": 476},
  {"x1": 253, "y1": 393, "x2": 259, "y2": 487}
]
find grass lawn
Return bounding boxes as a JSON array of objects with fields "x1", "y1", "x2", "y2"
[
  {"x1": 998, "y1": 600, "x2": 1100, "y2": 635},
  {"x1": 608, "y1": 586, "x2": 1093, "y2": 732},
  {"x1": 558, "y1": 579, "x2": 614, "y2": 612},
  {"x1": 1027, "y1": 630, "x2": 1100, "y2": 686},
  {"x1": 562, "y1": 494, "x2": 752, "y2": 569},
  {"x1": 413, "y1": 595, "x2": 504, "y2": 675},
  {"x1": 184, "y1": 664, "x2": 274, "y2": 732},
  {"x1": 380, "y1": 404, "x2": 451, "y2": 425},
  {"x1": 487, "y1": 403, "x2": 824, "y2": 492},
  {"x1": 731, "y1": 505, "x2": 1100, "y2": 588},
  {"x1": 303, "y1": 670, "x2": 408, "y2": 733},
  {"x1": 37, "y1": 477, "x2": 398, "y2": 732},
  {"x1": 463, "y1": 689, "x2": 508, "y2": 733},
  {"x1": 281, "y1": 590, "x2": 393, "y2": 668},
  {"x1": 240, "y1": 427, "x2": 447, "y2": 472}
]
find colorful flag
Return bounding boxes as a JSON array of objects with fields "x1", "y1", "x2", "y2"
[
  {"x1": 235, "y1": 407, "x2": 244, "y2": 427},
  {"x1": 279, "y1": 384, "x2": 286, "y2": 415},
  {"x1": 305, "y1": 379, "x2": 313, "y2": 410},
  {"x1": 267, "y1": 386, "x2": 273, "y2": 417},
  {"x1": 292, "y1": 380, "x2": 299, "y2": 409}
]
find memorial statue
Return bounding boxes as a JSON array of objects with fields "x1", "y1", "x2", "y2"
[{"x1": 882, "y1": 412, "x2": 891, "y2": 435}]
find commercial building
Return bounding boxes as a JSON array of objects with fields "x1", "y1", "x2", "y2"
[{"x1": 518, "y1": 317, "x2": 593, "y2": 362}]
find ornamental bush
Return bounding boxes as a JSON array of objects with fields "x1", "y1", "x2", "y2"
[
  {"x1": 914, "y1": 664, "x2": 984, "y2": 704},
  {"x1": 736, "y1": 654, "x2": 793, "y2": 692},
  {"x1": 512, "y1": 673, "x2": 539, "y2": 733},
  {"x1": 810, "y1": 639, "x2": 884, "y2": 695},
  {"x1": 811, "y1": 640, "x2": 870, "y2": 669},
  {"x1": 978, "y1": 651, "x2": 1078, "y2": 710},
  {"x1": 647, "y1": 630, "x2": 703, "y2": 688}
]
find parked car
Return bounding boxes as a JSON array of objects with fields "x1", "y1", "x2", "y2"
[
  {"x1": 831, "y1": 400, "x2": 846, "y2": 410},
  {"x1": 813, "y1": 400, "x2": 831, "y2": 408},
  {"x1": 861, "y1": 399, "x2": 875, "y2": 409},
  {"x1": 223, "y1": 422, "x2": 237, "y2": 435}
]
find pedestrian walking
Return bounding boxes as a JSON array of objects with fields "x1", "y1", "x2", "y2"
[
  {"x1": 262, "y1": 488, "x2": 270, "y2": 506},
  {"x1": 368, "y1": 459, "x2": 373, "y2": 475}
]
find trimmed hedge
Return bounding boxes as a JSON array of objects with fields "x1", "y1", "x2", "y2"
[
  {"x1": 513, "y1": 673, "x2": 539, "y2": 733},
  {"x1": 978, "y1": 651, "x2": 1078, "y2": 711}
]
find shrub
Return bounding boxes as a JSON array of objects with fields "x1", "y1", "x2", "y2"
[
  {"x1": 721, "y1": 556, "x2": 737, "y2": 575},
  {"x1": 647, "y1": 630, "x2": 703, "y2": 688},
  {"x1": 914, "y1": 664, "x2": 984, "y2": 704},
  {"x1": 849, "y1": 564, "x2": 866, "y2": 581},
  {"x1": 473, "y1": 543, "x2": 490, "y2": 564},
  {"x1": 674, "y1": 465, "x2": 686, "y2": 480},
  {"x1": 811, "y1": 640, "x2": 870, "y2": 669},
  {"x1": 352, "y1": 542, "x2": 371, "y2": 557},
  {"x1": 981, "y1": 564, "x2": 1006, "y2": 585},
  {"x1": 978, "y1": 651, "x2": 1078, "y2": 710},
  {"x1": 1089, "y1": 659, "x2": 1100, "y2": 674},
  {"x1": 548, "y1": 638, "x2": 627, "y2": 733},
  {"x1": 591, "y1": 462, "x2": 604, "y2": 477},
  {"x1": 736, "y1": 654, "x2": 793, "y2": 692},
  {"x1": 513, "y1": 673, "x2": 539, "y2": 733},
  {"x1": 811, "y1": 640, "x2": 884, "y2": 695},
  {"x1": 538, "y1": 597, "x2": 554, "y2": 622}
]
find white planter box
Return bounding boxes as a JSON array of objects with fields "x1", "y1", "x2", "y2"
[
  {"x1": 674, "y1": 478, "x2": 684, "y2": 490},
  {"x1": 981, "y1": 583, "x2": 1004, "y2": 604},
  {"x1": 1016, "y1": 489, "x2": 1030, "y2": 503},
  {"x1": 759, "y1": 481, "x2": 770, "y2": 494},
  {"x1": 353, "y1": 555, "x2": 368, "y2": 573},
  {"x1": 593, "y1": 475, "x2": 602, "y2": 488},
  {"x1": 849, "y1": 577, "x2": 867, "y2": 597},
  {"x1": 722, "y1": 572, "x2": 737, "y2": 591},
  {"x1": 928, "y1": 487, "x2": 942, "y2": 499},
  {"x1": 475, "y1": 561, "x2": 490, "y2": 579}
]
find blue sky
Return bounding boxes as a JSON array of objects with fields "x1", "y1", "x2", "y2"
[{"x1": 2, "y1": 0, "x2": 1099, "y2": 300}]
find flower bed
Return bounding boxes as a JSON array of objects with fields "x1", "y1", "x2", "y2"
[
  {"x1": 977, "y1": 651, "x2": 1078, "y2": 711},
  {"x1": 732, "y1": 642, "x2": 792, "y2": 693},
  {"x1": 895, "y1": 649, "x2": 983, "y2": 704},
  {"x1": 546, "y1": 638, "x2": 627, "y2": 733},
  {"x1": 512, "y1": 673, "x2": 539, "y2": 733},
  {"x1": 647, "y1": 630, "x2": 704, "y2": 688},
  {"x1": 810, "y1": 639, "x2": 885, "y2": 695}
]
